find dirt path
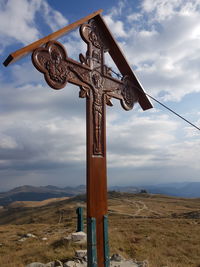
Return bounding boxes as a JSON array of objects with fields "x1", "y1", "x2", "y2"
[{"x1": 109, "y1": 197, "x2": 164, "y2": 218}]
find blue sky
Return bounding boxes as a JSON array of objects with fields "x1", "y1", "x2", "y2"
[{"x1": 0, "y1": 0, "x2": 200, "y2": 190}]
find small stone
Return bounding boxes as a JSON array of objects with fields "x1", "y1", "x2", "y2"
[
  {"x1": 110, "y1": 260, "x2": 138, "y2": 267},
  {"x1": 64, "y1": 261, "x2": 86, "y2": 267},
  {"x1": 71, "y1": 232, "x2": 86, "y2": 242},
  {"x1": 26, "y1": 260, "x2": 63, "y2": 267},
  {"x1": 41, "y1": 237, "x2": 48, "y2": 241},
  {"x1": 111, "y1": 254, "x2": 124, "y2": 262},
  {"x1": 63, "y1": 234, "x2": 72, "y2": 241},
  {"x1": 63, "y1": 261, "x2": 76, "y2": 267},
  {"x1": 18, "y1": 237, "x2": 27, "y2": 242},
  {"x1": 54, "y1": 260, "x2": 63, "y2": 267},
  {"x1": 26, "y1": 233, "x2": 37, "y2": 238},
  {"x1": 44, "y1": 262, "x2": 55, "y2": 267},
  {"x1": 136, "y1": 260, "x2": 149, "y2": 267},
  {"x1": 25, "y1": 263, "x2": 45, "y2": 267},
  {"x1": 75, "y1": 250, "x2": 87, "y2": 258}
]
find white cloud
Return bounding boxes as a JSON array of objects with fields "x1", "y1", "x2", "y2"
[
  {"x1": 127, "y1": 13, "x2": 142, "y2": 22},
  {"x1": 0, "y1": 0, "x2": 68, "y2": 50},
  {"x1": 0, "y1": 134, "x2": 17, "y2": 149},
  {"x1": 170, "y1": 139, "x2": 200, "y2": 169},
  {"x1": 40, "y1": 1, "x2": 68, "y2": 32},
  {"x1": 107, "y1": 112, "x2": 178, "y2": 168},
  {"x1": 106, "y1": 109, "x2": 200, "y2": 185},
  {"x1": 141, "y1": 0, "x2": 200, "y2": 21},
  {"x1": 0, "y1": 0, "x2": 41, "y2": 46},
  {"x1": 104, "y1": 15, "x2": 127, "y2": 38},
  {"x1": 105, "y1": 0, "x2": 200, "y2": 102}
]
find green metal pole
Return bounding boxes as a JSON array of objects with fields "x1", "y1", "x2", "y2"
[
  {"x1": 103, "y1": 215, "x2": 110, "y2": 267},
  {"x1": 87, "y1": 217, "x2": 97, "y2": 267},
  {"x1": 76, "y1": 207, "x2": 84, "y2": 232}
]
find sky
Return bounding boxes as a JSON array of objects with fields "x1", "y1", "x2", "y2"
[{"x1": 0, "y1": 0, "x2": 200, "y2": 191}]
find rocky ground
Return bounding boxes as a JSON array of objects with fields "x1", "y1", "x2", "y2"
[
  {"x1": 25, "y1": 231, "x2": 148, "y2": 267},
  {"x1": 26, "y1": 253, "x2": 148, "y2": 267}
]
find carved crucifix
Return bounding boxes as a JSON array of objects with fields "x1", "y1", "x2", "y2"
[
  {"x1": 3, "y1": 10, "x2": 153, "y2": 267},
  {"x1": 32, "y1": 21, "x2": 138, "y2": 154}
]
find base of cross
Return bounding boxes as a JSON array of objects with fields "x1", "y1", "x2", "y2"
[
  {"x1": 86, "y1": 93, "x2": 109, "y2": 267},
  {"x1": 87, "y1": 216, "x2": 109, "y2": 267}
]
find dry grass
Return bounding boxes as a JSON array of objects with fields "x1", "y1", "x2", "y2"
[
  {"x1": 0, "y1": 193, "x2": 200, "y2": 266},
  {"x1": 8, "y1": 197, "x2": 70, "y2": 208},
  {"x1": 0, "y1": 223, "x2": 86, "y2": 267},
  {"x1": 109, "y1": 217, "x2": 200, "y2": 267},
  {"x1": 108, "y1": 192, "x2": 200, "y2": 267}
]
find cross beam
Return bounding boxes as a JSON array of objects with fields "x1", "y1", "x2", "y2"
[{"x1": 3, "y1": 10, "x2": 153, "y2": 267}]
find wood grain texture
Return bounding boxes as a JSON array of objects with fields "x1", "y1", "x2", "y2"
[
  {"x1": 3, "y1": 9, "x2": 103, "y2": 66},
  {"x1": 86, "y1": 94, "x2": 107, "y2": 267}
]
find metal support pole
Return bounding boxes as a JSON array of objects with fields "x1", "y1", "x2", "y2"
[
  {"x1": 76, "y1": 207, "x2": 84, "y2": 232},
  {"x1": 103, "y1": 215, "x2": 110, "y2": 267},
  {"x1": 88, "y1": 217, "x2": 97, "y2": 267}
]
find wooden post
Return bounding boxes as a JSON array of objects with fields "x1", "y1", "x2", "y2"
[{"x1": 86, "y1": 94, "x2": 107, "y2": 267}]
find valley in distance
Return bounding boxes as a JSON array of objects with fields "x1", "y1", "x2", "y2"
[{"x1": 0, "y1": 182, "x2": 200, "y2": 266}]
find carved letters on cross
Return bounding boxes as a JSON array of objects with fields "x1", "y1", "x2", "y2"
[{"x1": 32, "y1": 19, "x2": 139, "y2": 156}]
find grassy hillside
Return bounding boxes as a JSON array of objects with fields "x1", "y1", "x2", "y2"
[{"x1": 0, "y1": 192, "x2": 200, "y2": 267}]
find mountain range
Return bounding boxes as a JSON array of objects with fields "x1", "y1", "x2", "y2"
[
  {"x1": 0, "y1": 182, "x2": 200, "y2": 206},
  {"x1": 0, "y1": 185, "x2": 86, "y2": 206},
  {"x1": 144, "y1": 182, "x2": 200, "y2": 198}
]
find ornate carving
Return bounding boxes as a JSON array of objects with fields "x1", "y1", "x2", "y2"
[
  {"x1": 79, "y1": 53, "x2": 89, "y2": 66},
  {"x1": 121, "y1": 76, "x2": 139, "y2": 110},
  {"x1": 89, "y1": 28, "x2": 101, "y2": 48},
  {"x1": 32, "y1": 41, "x2": 68, "y2": 89},
  {"x1": 67, "y1": 63, "x2": 91, "y2": 87},
  {"x1": 32, "y1": 20, "x2": 139, "y2": 157},
  {"x1": 80, "y1": 20, "x2": 105, "y2": 50},
  {"x1": 80, "y1": 20, "x2": 106, "y2": 155},
  {"x1": 32, "y1": 40, "x2": 92, "y2": 92}
]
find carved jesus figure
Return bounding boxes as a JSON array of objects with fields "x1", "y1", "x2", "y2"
[{"x1": 91, "y1": 72, "x2": 104, "y2": 154}]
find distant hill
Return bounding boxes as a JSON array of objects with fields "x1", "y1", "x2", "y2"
[
  {"x1": 109, "y1": 185, "x2": 140, "y2": 193},
  {"x1": 0, "y1": 185, "x2": 86, "y2": 206},
  {"x1": 0, "y1": 182, "x2": 199, "y2": 206},
  {"x1": 110, "y1": 182, "x2": 200, "y2": 198},
  {"x1": 0, "y1": 185, "x2": 142, "y2": 206},
  {"x1": 145, "y1": 182, "x2": 200, "y2": 198}
]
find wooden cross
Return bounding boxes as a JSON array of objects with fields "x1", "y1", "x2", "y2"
[{"x1": 3, "y1": 10, "x2": 153, "y2": 267}]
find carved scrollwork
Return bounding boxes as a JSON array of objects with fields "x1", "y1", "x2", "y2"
[
  {"x1": 80, "y1": 20, "x2": 104, "y2": 49},
  {"x1": 120, "y1": 76, "x2": 139, "y2": 110},
  {"x1": 79, "y1": 53, "x2": 88, "y2": 65},
  {"x1": 32, "y1": 41, "x2": 68, "y2": 89}
]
